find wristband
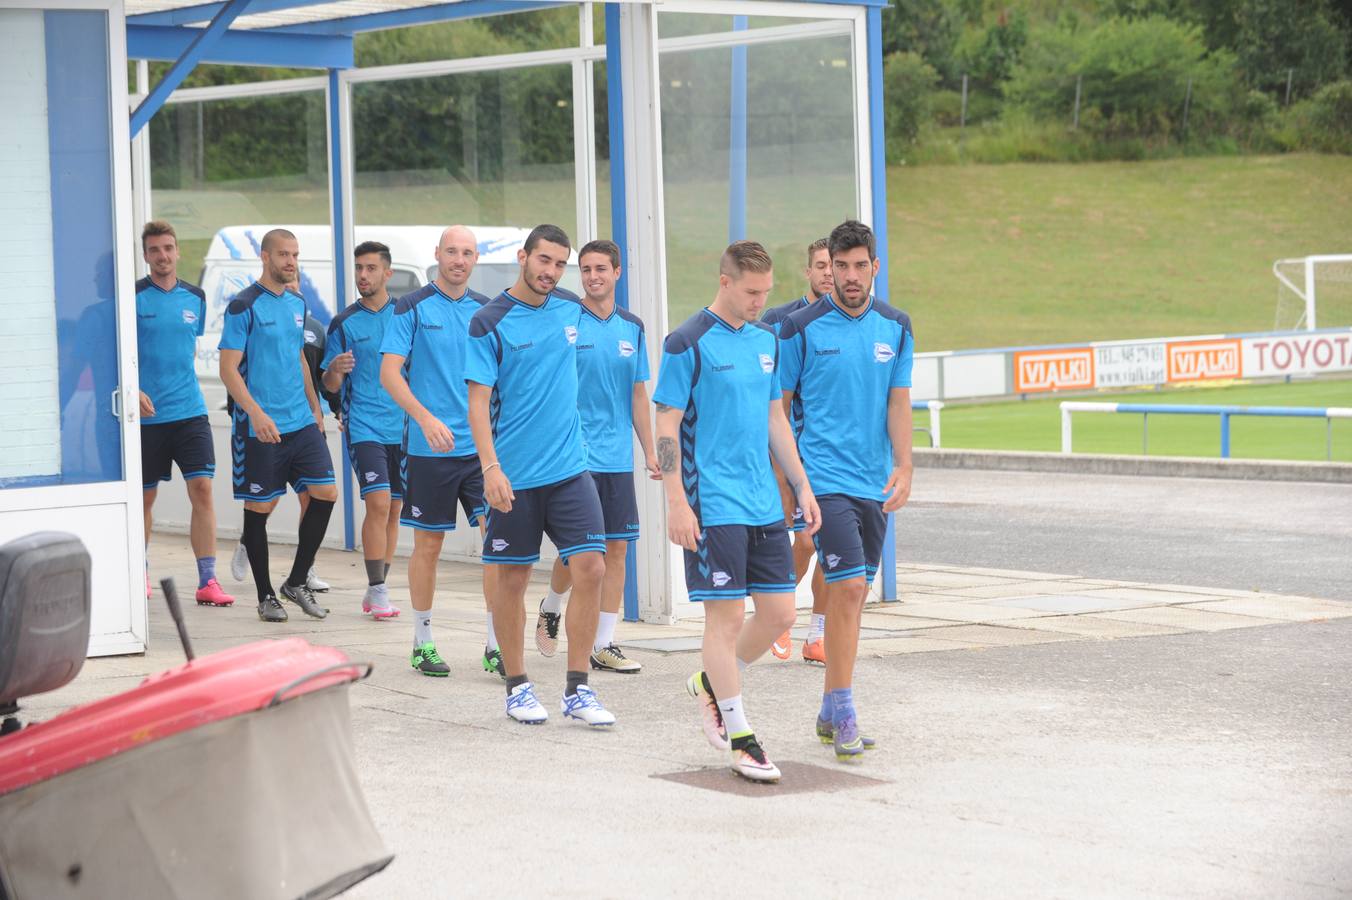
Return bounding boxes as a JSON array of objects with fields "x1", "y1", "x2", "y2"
[{"x1": 483, "y1": 462, "x2": 501, "y2": 475}]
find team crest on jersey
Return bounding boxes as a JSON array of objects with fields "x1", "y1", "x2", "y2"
[
  {"x1": 758, "y1": 353, "x2": 774, "y2": 374},
  {"x1": 304, "y1": 330, "x2": 318, "y2": 345},
  {"x1": 249, "y1": 483, "x2": 263, "y2": 494},
  {"x1": 826, "y1": 554, "x2": 842, "y2": 569},
  {"x1": 294, "y1": 313, "x2": 305, "y2": 329},
  {"x1": 182, "y1": 309, "x2": 198, "y2": 325},
  {"x1": 873, "y1": 342, "x2": 895, "y2": 363},
  {"x1": 618, "y1": 339, "x2": 636, "y2": 358},
  {"x1": 411, "y1": 506, "x2": 423, "y2": 518},
  {"x1": 711, "y1": 571, "x2": 732, "y2": 587},
  {"x1": 492, "y1": 539, "x2": 510, "y2": 552},
  {"x1": 365, "y1": 471, "x2": 378, "y2": 483},
  {"x1": 564, "y1": 325, "x2": 579, "y2": 344}
]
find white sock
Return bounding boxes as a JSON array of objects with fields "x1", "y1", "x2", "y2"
[
  {"x1": 807, "y1": 613, "x2": 825, "y2": 642},
  {"x1": 541, "y1": 587, "x2": 568, "y2": 614},
  {"x1": 736, "y1": 656, "x2": 750, "y2": 673},
  {"x1": 717, "y1": 695, "x2": 751, "y2": 739},
  {"x1": 414, "y1": 611, "x2": 433, "y2": 647},
  {"x1": 594, "y1": 611, "x2": 618, "y2": 651},
  {"x1": 485, "y1": 609, "x2": 499, "y2": 651}
]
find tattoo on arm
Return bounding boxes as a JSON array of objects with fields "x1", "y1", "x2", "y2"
[{"x1": 657, "y1": 437, "x2": 677, "y2": 474}]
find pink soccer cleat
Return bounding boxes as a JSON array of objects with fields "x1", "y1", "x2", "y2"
[{"x1": 194, "y1": 579, "x2": 235, "y2": 607}]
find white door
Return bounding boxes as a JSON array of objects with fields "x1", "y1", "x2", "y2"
[{"x1": 0, "y1": 1, "x2": 145, "y2": 656}]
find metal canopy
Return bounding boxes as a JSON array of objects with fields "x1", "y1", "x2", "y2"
[{"x1": 126, "y1": 0, "x2": 897, "y2": 619}]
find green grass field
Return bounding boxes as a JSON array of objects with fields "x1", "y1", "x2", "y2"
[{"x1": 914, "y1": 378, "x2": 1352, "y2": 461}]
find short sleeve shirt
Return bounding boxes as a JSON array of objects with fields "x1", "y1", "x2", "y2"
[
  {"x1": 464, "y1": 292, "x2": 587, "y2": 490},
  {"x1": 575, "y1": 303, "x2": 650, "y2": 473},
  {"x1": 379, "y1": 284, "x2": 490, "y2": 458},
  {"x1": 136, "y1": 276, "x2": 207, "y2": 424},
  {"x1": 218, "y1": 282, "x2": 312, "y2": 436},
  {"x1": 323, "y1": 299, "x2": 403, "y2": 445},
  {"x1": 652, "y1": 308, "x2": 781, "y2": 528},
  {"x1": 779, "y1": 295, "x2": 915, "y2": 501}
]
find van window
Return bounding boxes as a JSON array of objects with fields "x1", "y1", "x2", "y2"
[
  {"x1": 388, "y1": 268, "x2": 420, "y2": 298},
  {"x1": 425, "y1": 263, "x2": 583, "y2": 299}
]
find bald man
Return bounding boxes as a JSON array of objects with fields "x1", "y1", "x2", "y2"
[{"x1": 380, "y1": 226, "x2": 502, "y2": 678}]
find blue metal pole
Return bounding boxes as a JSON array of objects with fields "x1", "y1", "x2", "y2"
[
  {"x1": 606, "y1": 3, "x2": 638, "y2": 622},
  {"x1": 729, "y1": 15, "x2": 749, "y2": 242},
  {"x1": 865, "y1": 7, "x2": 899, "y2": 602},
  {"x1": 1220, "y1": 412, "x2": 1230, "y2": 458},
  {"x1": 328, "y1": 68, "x2": 355, "y2": 551}
]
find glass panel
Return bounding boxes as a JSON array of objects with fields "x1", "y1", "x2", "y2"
[
  {"x1": 658, "y1": 12, "x2": 821, "y2": 39},
  {"x1": 149, "y1": 90, "x2": 331, "y2": 389},
  {"x1": 351, "y1": 65, "x2": 583, "y2": 298},
  {"x1": 0, "y1": 9, "x2": 120, "y2": 488},
  {"x1": 660, "y1": 33, "x2": 858, "y2": 325},
  {"x1": 593, "y1": 59, "x2": 613, "y2": 242}
]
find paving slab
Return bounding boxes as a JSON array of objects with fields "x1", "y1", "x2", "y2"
[
  {"x1": 1000, "y1": 615, "x2": 1190, "y2": 639},
  {"x1": 917, "y1": 624, "x2": 1080, "y2": 647},
  {"x1": 1179, "y1": 596, "x2": 1352, "y2": 623},
  {"x1": 1087, "y1": 606, "x2": 1287, "y2": 632},
  {"x1": 979, "y1": 593, "x2": 1170, "y2": 614}
]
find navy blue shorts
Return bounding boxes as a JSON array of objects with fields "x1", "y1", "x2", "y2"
[
  {"x1": 683, "y1": 523, "x2": 795, "y2": 602},
  {"x1": 592, "y1": 471, "x2": 640, "y2": 542},
  {"x1": 233, "y1": 424, "x2": 334, "y2": 503},
  {"x1": 142, "y1": 415, "x2": 214, "y2": 490},
  {"x1": 400, "y1": 454, "x2": 485, "y2": 532},
  {"x1": 348, "y1": 441, "x2": 404, "y2": 500},
  {"x1": 788, "y1": 502, "x2": 807, "y2": 533},
  {"x1": 814, "y1": 494, "x2": 886, "y2": 585},
  {"x1": 483, "y1": 472, "x2": 605, "y2": 565}
]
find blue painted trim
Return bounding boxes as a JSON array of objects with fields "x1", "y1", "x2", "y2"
[
  {"x1": 605, "y1": 3, "x2": 640, "y2": 623},
  {"x1": 729, "y1": 15, "x2": 748, "y2": 242},
  {"x1": 130, "y1": 0, "x2": 255, "y2": 138},
  {"x1": 328, "y1": 68, "x2": 356, "y2": 553},
  {"x1": 264, "y1": 0, "x2": 569, "y2": 35},
  {"x1": 864, "y1": 6, "x2": 898, "y2": 603},
  {"x1": 127, "y1": 25, "x2": 352, "y2": 69}
]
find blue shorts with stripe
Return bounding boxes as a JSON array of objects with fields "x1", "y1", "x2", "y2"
[
  {"x1": 482, "y1": 472, "x2": 605, "y2": 565},
  {"x1": 141, "y1": 414, "x2": 214, "y2": 490},
  {"x1": 591, "y1": 471, "x2": 640, "y2": 542},
  {"x1": 347, "y1": 441, "x2": 404, "y2": 500},
  {"x1": 400, "y1": 454, "x2": 485, "y2": 531},
  {"x1": 232, "y1": 424, "x2": 334, "y2": 502},
  {"x1": 813, "y1": 493, "x2": 886, "y2": 585},
  {"x1": 683, "y1": 522, "x2": 794, "y2": 602}
]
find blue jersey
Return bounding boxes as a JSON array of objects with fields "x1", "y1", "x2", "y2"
[
  {"x1": 779, "y1": 296, "x2": 915, "y2": 501},
  {"x1": 322, "y1": 298, "x2": 403, "y2": 446},
  {"x1": 465, "y1": 292, "x2": 586, "y2": 490},
  {"x1": 652, "y1": 308, "x2": 781, "y2": 528},
  {"x1": 136, "y1": 277, "x2": 207, "y2": 424},
  {"x1": 219, "y1": 283, "x2": 312, "y2": 436},
  {"x1": 380, "y1": 284, "x2": 489, "y2": 459},
  {"x1": 759, "y1": 295, "x2": 817, "y2": 434},
  {"x1": 576, "y1": 303, "x2": 650, "y2": 472}
]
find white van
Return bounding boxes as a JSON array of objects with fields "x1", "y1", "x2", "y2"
[{"x1": 194, "y1": 225, "x2": 583, "y2": 379}]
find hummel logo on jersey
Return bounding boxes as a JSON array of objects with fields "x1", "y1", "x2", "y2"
[
  {"x1": 365, "y1": 471, "x2": 378, "y2": 483},
  {"x1": 712, "y1": 364, "x2": 735, "y2": 372},
  {"x1": 826, "y1": 554, "x2": 842, "y2": 569},
  {"x1": 421, "y1": 323, "x2": 444, "y2": 331},
  {"x1": 758, "y1": 353, "x2": 774, "y2": 373},
  {"x1": 711, "y1": 571, "x2": 732, "y2": 587},
  {"x1": 182, "y1": 309, "x2": 198, "y2": 325},
  {"x1": 564, "y1": 325, "x2": 579, "y2": 344},
  {"x1": 618, "y1": 339, "x2": 636, "y2": 358},
  {"x1": 814, "y1": 347, "x2": 841, "y2": 357},
  {"x1": 511, "y1": 341, "x2": 534, "y2": 352},
  {"x1": 492, "y1": 539, "x2": 510, "y2": 552},
  {"x1": 249, "y1": 483, "x2": 263, "y2": 494},
  {"x1": 873, "y1": 342, "x2": 896, "y2": 363}
]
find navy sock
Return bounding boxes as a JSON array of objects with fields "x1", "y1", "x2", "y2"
[{"x1": 196, "y1": 556, "x2": 216, "y2": 589}]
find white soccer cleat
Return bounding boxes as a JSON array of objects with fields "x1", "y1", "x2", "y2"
[
  {"x1": 230, "y1": 543, "x2": 249, "y2": 583},
  {"x1": 685, "y1": 671, "x2": 730, "y2": 751},
  {"x1": 506, "y1": 682, "x2": 549, "y2": 725},
  {"x1": 305, "y1": 567, "x2": 330, "y2": 592},
  {"x1": 561, "y1": 684, "x2": 616, "y2": 727},
  {"x1": 730, "y1": 735, "x2": 781, "y2": 783}
]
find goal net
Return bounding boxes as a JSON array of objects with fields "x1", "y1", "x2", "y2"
[{"x1": 1274, "y1": 255, "x2": 1352, "y2": 331}]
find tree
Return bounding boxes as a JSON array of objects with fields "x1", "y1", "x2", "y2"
[{"x1": 1232, "y1": 0, "x2": 1348, "y2": 97}]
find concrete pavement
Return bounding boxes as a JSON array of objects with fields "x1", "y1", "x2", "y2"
[{"x1": 24, "y1": 530, "x2": 1352, "y2": 898}]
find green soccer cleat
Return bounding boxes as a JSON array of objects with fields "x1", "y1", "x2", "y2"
[
  {"x1": 482, "y1": 647, "x2": 505, "y2": 679},
  {"x1": 411, "y1": 643, "x2": 450, "y2": 677}
]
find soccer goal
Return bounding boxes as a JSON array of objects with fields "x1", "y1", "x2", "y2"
[{"x1": 1273, "y1": 254, "x2": 1352, "y2": 331}]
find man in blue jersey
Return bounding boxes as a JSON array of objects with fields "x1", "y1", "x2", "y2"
[
  {"x1": 137, "y1": 220, "x2": 234, "y2": 608},
  {"x1": 759, "y1": 237, "x2": 833, "y2": 664},
  {"x1": 380, "y1": 226, "x2": 501, "y2": 678},
  {"x1": 323, "y1": 241, "x2": 403, "y2": 620},
  {"x1": 654, "y1": 240, "x2": 821, "y2": 783},
  {"x1": 466, "y1": 224, "x2": 614, "y2": 727},
  {"x1": 219, "y1": 229, "x2": 336, "y2": 624},
  {"x1": 780, "y1": 219, "x2": 915, "y2": 763},
  {"x1": 534, "y1": 240, "x2": 660, "y2": 675}
]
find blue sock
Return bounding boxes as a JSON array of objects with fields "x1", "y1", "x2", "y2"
[
  {"x1": 818, "y1": 692, "x2": 833, "y2": 722},
  {"x1": 196, "y1": 556, "x2": 216, "y2": 588},
  {"x1": 830, "y1": 687, "x2": 855, "y2": 726}
]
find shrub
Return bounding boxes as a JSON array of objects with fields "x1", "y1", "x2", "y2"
[{"x1": 884, "y1": 51, "x2": 940, "y2": 159}]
